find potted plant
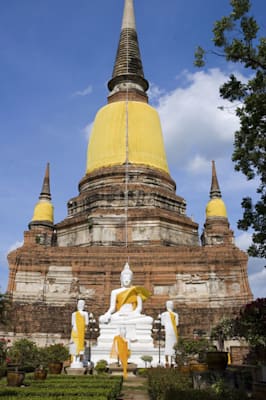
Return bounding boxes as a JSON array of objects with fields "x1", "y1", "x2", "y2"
[
  {"x1": 95, "y1": 359, "x2": 108, "y2": 374},
  {"x1": 6, "y1": 338, "x2": 42, "y2": 386},
  {"x1": 141, "y1": 355, "x2": 153, "y2": 368},
  {"x1": 209, "y1": 318, "x2": 236, "y2": 371},
  {"x1": 7, "y1": 338, "x2": 40, "y2": 372},
  {"x1": 34, "y1": 364, "x2": 47, "y2": 380},
  {"x1": 45, "y1": 344, "x2": 69, "y2": 374},
  {"x1": 174, "y1": 337, "x2": 214, "y2": 372}
]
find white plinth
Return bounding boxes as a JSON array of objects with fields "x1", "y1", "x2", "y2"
[
  {"x1": 70, "y1": 361, "x2": 84, "y2": 369},
  {"x1": 66, "y1": 367, "x2": 87, "y2": 375},
  {"x1": 91, "y1": 319, "x2": 165, "y2": 367}
]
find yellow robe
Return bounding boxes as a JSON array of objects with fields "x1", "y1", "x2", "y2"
[
  {"x1": 71, "y1": 311, "x2": 85, "y2": 355},
  {"x1": 110, "y1": 335, "x2": 131, "y2": 378},
  {"x1": 116, "y1": 286, "x2": 150, "y2": 311},
  {"x1": 169, "y1": 311, "x2": 179, "y2": 341}
]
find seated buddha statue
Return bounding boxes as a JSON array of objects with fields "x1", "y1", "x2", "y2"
[{"x1": 99, "y1": 263, "x2": 152, "y2": 324}]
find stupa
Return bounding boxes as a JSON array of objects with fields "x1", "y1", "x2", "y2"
[{"x1": 3, "y1": 0, "x2": 252, "y2": 354}]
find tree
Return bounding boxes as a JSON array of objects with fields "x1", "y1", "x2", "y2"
[
  {"x1": 195, "y1": 0, "x2": 266, "y2": 258},
  {"x1": 234, "y1": 298, "x2": 266, "y2": 363},
  {"x1": 234, "y1": 298, "x2": 266, "y2": 348}
]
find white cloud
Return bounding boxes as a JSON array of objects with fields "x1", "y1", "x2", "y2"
[
  {"x1": 148, "y1": 83, "x2": 165, "y2": 103},
  {"x1": 186, "y1": 155, "x2": 210, "y2": 174},
  {"x1": 249, "y1": 267, "x2": 266, "y2": 299},
  {"x1": 153, "y1": 68, "x2": 242, "y2": 171},
  {"x1": 83, "y1": 121, "x2": 93, "y2": 140},
  {"x1": 6, "y1": 241, "x2": 23, "y2": 256},
  {"x1": 73, "y1": 85, "x2": 93, "y2": 97},
  {"x1": 235, "y1": 232, "x2": 252, "y2": 251}
]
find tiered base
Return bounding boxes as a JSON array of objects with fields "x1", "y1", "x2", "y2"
[{"x1": 91, "y1": 319, "x2": 163, "y2": 367}]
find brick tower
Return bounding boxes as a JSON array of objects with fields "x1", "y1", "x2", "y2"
[{"x1": 4, "y1": 0, "x2": 252, "y2": 344}]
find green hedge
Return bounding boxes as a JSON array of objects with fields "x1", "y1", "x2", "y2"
[
  {"x1": 147, "y1": 368, "x2": 249, "y2": 400},
  {"x1": 0, "y1": 375, "x2": 122, "y2": 400},
  {"x1": 0, "y1": 397, "x2": 107, "y2": 400},
  {"x1": 147, "y1": 368, "x2": 192, "y2": 400}
]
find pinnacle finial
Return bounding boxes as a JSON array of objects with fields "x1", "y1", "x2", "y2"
[
  {"x1": 29, "y1": 162, "x2": 54, "y2": 229},
  {"x1": 121, "y1": 0, "x2": 136, "y2": 30},
  {"x1": 107, "y1": 0, "x2": 149, "y2": 96},
  {"x1": 210, "y1": 160, "x2": 222, "y2": 199},
  {"x1": 40, "y1": 162, "x2": 51, "y2": 201}
]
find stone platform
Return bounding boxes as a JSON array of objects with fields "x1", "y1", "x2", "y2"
[
  {"x1": 65, "y1": 367, "x2": 87, "y2": 375},
  {"x1": 92, "y1": 319, "x2": 161, "y2": 367},
  {"x1": 109, "y1": 362, "x2": 138, "y2": 376}
]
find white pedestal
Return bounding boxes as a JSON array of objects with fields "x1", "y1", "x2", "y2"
[
  {"x1": 70, "y1": 361, "x2": 84, "y2": 369},
  {"x1": 66, "y1": 367, "x2": 87, "y2": 375},
  {"x1": 91, "y1": 319, "x2": 164, "y2": 367}
]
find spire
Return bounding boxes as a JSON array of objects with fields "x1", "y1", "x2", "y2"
[
  {"x1": 205, "y1": 160, "x2": 227, "y2": 219},
  {"x1": 210, "y1": 160, "x2": 221, "y2": 199},
  {"x1": 121, "y1": 0, "x2": 136, "y2": 30},
  {"x1": 108, "y1": 0, "x2": 149, "y2": 99},
  {"x1": 202, "y1": 160, "x2": 233, "y2": 246},
  {"x1": 40, "y1": 162, "x2": 51, "y2": 201},
  {"x1": 29, "y1": 163, "x2": 54, "y2": 229}
]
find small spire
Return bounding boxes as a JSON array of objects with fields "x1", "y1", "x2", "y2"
[
  {"x1": 210, "y1": 160, "x2": 222, "y2": 199},
  {"x1": 40, "y1": 162, "x2": 51, "y2": 201},
  {"x1": 29, "y1": 163, "x2": 54, "y2": 230},
  {"x1": 108, "y1": 0, "x2": 149, "y2": 95}
]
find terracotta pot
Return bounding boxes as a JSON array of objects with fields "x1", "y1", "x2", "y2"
[
  {"x1": 190, "y1": 362, "x2": 208, "y2": 372},
  {"x1": 253, "y1": 382, "x2": 266, "y2": 400},
  {"x1": 7, "y1": 371, "x2": 25, "y2": 387},
  {"x1": 178, "y1": 365, "x2": 190, "y2": 374},
  {"x1": 206, "y1": 351, "x2": 228, "y2": 371},
  {"x1": 48, "y1": 362, "x2": 63, "y2": 374},
  {"x1": 34, "y1": 368, "x2": 47, "y2": 380}
]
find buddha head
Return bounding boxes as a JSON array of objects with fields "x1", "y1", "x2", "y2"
[
  {"x1": 166, "y1": 300, "x2": 174, "y2": 312},
  {"x1": 120, "y1": 262, "x2": 133, "y2": 288},
  {"x1": 77, "y1": 299, "x2": 85, "y2": 311}
]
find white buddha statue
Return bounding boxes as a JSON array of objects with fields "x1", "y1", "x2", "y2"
[
  {"x1": 69, "y1": 299, "x2": 89, "y2": 367},
  {"x1": 161, "y1": 300, "x2": 179, "y2": 367},
  {"x1": 99, "y1": 263, "x2": 152, "y2": 324}
]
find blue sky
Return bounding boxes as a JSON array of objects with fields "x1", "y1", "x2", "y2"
[{"x1": 0, "y1": 0, "x2": 265, "y2": 298}]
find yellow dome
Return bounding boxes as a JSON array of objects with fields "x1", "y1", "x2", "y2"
[
  {"x1": 86, "y1": 101, "x2": 169, "y2": 174},
  {"x1": 32, "y1": 201, "x2": 54, "y2": 223},
  {"x1": 206, "y1": 198, "x2": 227, "y2": 218}
]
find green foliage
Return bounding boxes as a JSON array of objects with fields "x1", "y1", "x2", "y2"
[
  {"x1": 177, "y1": 338, "x2": 215, "y2": 355},
  {"x1": 235, "y1": 298, "x2": 266, "y2": 350},
  {"x1": 44, "y1": 344, "x2": 69, "y2": 364},
  {"x1": 211, "y1": 318, "x2": 236, "y2": 341},
  {"x1": 0, "y1": 374, "x2": 123, "y2": 399},
  {"x1": 147, "y1": 368, "x2": 192, "y2": 400},
  {"x1": 7, "y1": 339, "x2": 40, "y2": 372},
  {"x1": 7, "y1": 341, "x2": 69, "y2": 371},
  {"x1": 211, "y1": 298, "x2": 266, "y2": 363},
  {"x1": 195, "y1": 0, "x2": 266, "y2": 257},
  {"x1": 147, "y1": 368, "x2": 248, "y2": 400},
  {"x1": 141, "y1": 354, "x2": 153, "y2": 367},
  {"x1": 95, "y1": 359, "x2": 108, "y2": 373},
  {"x1": 137, "y1": 367, "x2": 148, "y2": 376}
]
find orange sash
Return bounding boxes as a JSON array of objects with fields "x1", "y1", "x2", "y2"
[
  {"x1": 169, "y1": 311, "x2": 178, "y2": 341},
  {"x1": 116, "y1": 286, "x2": 150, "y2": 311},
  {"x1": 71, "y1": 311, "x2": 85, "y2": 355},
  {"x1": 110, "y1": 335, "x2": 131, "y2": 378}
]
